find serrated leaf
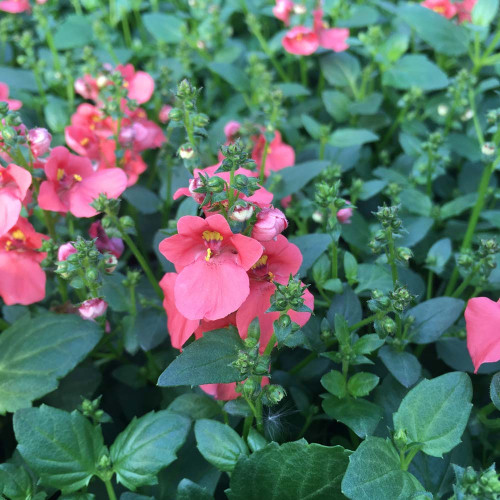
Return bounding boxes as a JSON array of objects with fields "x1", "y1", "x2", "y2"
[
  {"x1": 321, "y1": 370, "x2": 347, "y2": 398},
  {"x1": 347, "y1": 372, "x2": 380, "y2": 397},
  {"x1": 111, "y1": 410, "x2": 190, "y2": 490},
  {"x1": 329, "y1": 128, "x2": 379, "y2": 148},
  {"x1": 378, "y1": 345, "x2": 422, "y2": 388},
  {"x1": 0, "y1": 314, "x2": 102, "y2": 414},
  {"x1": 14, "y1": 405, "x2": 105, "y2": 493}
]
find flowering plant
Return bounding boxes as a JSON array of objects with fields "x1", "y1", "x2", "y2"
[{"x1": 0, "y1": 0, "x2": 500, "y2": 499}]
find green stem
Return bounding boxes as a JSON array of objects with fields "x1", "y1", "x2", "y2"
[
  {"x1": 259, "y1": 140, "x2": 269, "y2": 184},
  {"x1": 451, "y1": 272, "x2": 475, "y2": 299},
  {"x1": 44, "y1": 26, "x2": 61, "y2": 73},
  {"x1": 119, "y1": 228, "x2": 163, "y2": 299},
  {"x1": 331, "y1": 239, "x2": 338, "y2": 279},
  {"x1": 104, "y1": 480, "x2": 117, "y2": 500},
  {"x1": 299, "y1": 57, "x2": 308, "y2": 87},
  {"x1": 263, "y1": 332, "x2": 277, "y2": 357},
  {"x1": 444, "y1": 158, "x2": 498, "y2": 295},
  {"x1": 42, "y1": 210, "x2": 57, "y2": 241},
  {"x1": 242, "y1": 415, "x2": 253, "y2": 441},
  {"x1": 400, "y1": 446, "x2": 421, "y2": 471},
  {"x1": 121, "y1": 12, "x2": 132, "y2": 48},
  {"x1": 386, "y1": 230, "x2": 398, "y2": 286},
  {"x1": 426, "y1": 269, "x2": 434, "y2": 301}
]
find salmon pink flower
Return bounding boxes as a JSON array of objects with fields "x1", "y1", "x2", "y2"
[
  {"x1": 224, "y1": 121, "x2": 241, "y2": 141},
  {"x1": 89, "y1": 220, "x2": 124, "y2": 258},
  {"x1": 236, "y1": 235, "x2": 314, "y2": 351},
  {"x1": 421, "y1": 0, "x2": 457, "y2": 18},
  {"x1": 273, "y1": 0, "x2": 294, "y2": 25},
  {"x1": 159, "y1": 105, "x2": 172, "y2": 123},
  {"x1": 116, "y1": 64, "x2": 155, "y2": 104},
  {"x1": 79, "y1": 298, "x2": 108, "y2": 320},
  {"x1": 74, "y1": 75, "x2": 100, "y2": 101},
  {"x1": 465, "y1": 297, "x2": 500, "y2": 372},
  {"x1": 0, "y1": 0, "x2": 29, "y2": 13},
  {"x1": 336, "y1": 201, "x2": 353, "y2": 224},
  {"x1": 57, "y1": 242, "x2": 77, "y2": 262},
  {"x1": 159, "y1": 214, "x2": 263, "y2": 321},
  {"x1": 282, "y1": 26, "x2": 319, "y2": 55},
  {"x1": 252, "y1": 131, "x2": 295, "y2": 177},
  {"x1": 0, "y1": 217, "x2": 46, "y2": 305},
  {"x1": 201, "y1": 377, "x2": 270, "y2": 401},
  {"x1": 0, "y1": 82, "x2": 22, "y2": 110},
  {"x1": 313, "y1": 9, "x2": 349, "y2": 52},
  {"x1": 28, "y1": 128, "x2": 52, "y2": 157},
  {"x1": 456, "y1": 0, "x2": 476, "y2": 22},
  {"x1": 0, "y1": 163, "x2": 31, "y2": 237},
  {"x1": 38, "y1": 146, "x2": 128, "y2": 218},
  {"x1": 252, "y1": 207, "x2": 288, "y2": 242}
]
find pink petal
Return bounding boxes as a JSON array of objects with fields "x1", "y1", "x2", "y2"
[
  {"x1": 128, "y1": 71, "x2": 155, "y2": 104},
  {"x1": 465, "y1": 297, "x2": 500, "y2": 372},
  {"x1": 6, "y1": 163, "x2": 32, "y2": 199},
  {"x1": 230, "y1": 233, "x2": 263, "y2": 271},
  {"x1": 175, "y1": 259, "x2": 250, "y2": 321},
  {"x1": 319, "y1": 28, "x2": 350, "y2": 52},
  {"x1": 159, "y1": 233, "x2": 204, "y2": 272},
  {"x1": 265, "y1": 235, "x2": 302, "y2": 278},
  {"x1": 38, "y1": 181, "x2": 68, "y2": 213},
  {"x1": 0, "y1": 192, "x2": 22, "y2": 236}
]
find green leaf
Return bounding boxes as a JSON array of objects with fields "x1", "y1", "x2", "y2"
[
  {"x1": 341, "y1": 437, "x2": 425, "y2": 500},
  {"x1": 490, "y1": 372, "x2": 500, "y2": 410},
  {"x1": 407, "y1": 297, "x2": 465, "y2": 344},
  {"x1": 53, "y1": 15, "x2": 93, "y2": 49},
  {"x1": 321, "y1": 370, "x2": 347, "y2": 398},
  {"x1": 227, "y1": 441, "x2": 349, "y2": 500},
  {"x1": 323, "y1": 397, "x2": 383, "y2": 438},
  {"x1": 400, "y1": 188, "x2": 432, "y2": 216},
  {"x1": 337, "y1": 5, "x2": 380, "y2": 27},
  {"x1": 301, "y1": 114, "x2": 323, "y2": 140},
  {"x1": 110, "y1": 410, "x2": 190, "y2": 490},
  {"x1": 398, "y1": 4, "x2": 468, "y2": 56},
  {"x1": 398, "y1": 217, "x2": 434, "y2": 248},
  {"x1": 177, "y1": 479, "x2": 214, "y2": 500},
  {"x1": 44, "y1": 96, "x2": 70, "y2": 133},
  {"x1": 14, "y1": 405, "x2": 105, "y2": 493},
  {"x1": 0, "y1": 67, "x2": 38, "y2": 91},
  {"x1": 327, "y1": 285, "x2": 362, "y2": 326},
  {"x1": 344, "y1": 252, "x2": 358, "y2": 285},
  {"x1": 123, "y1": 186, "x2": 160, "y2": 215},
  {"x1": 359, "y1": 179, "x2": 387, "y2": 200},
  {"x1": 247, "y1": 428, "x2": 268, "y2": 453},
  {"x1": 323, "y1": 90, "x2": 351, "y2": 122},
  {"x1": 208, "y1": 63, "x2": 249, "y2": 92},
  {"x1": 320, "y1": 52, "x2": 361, "y2": 88},
  {"x1": 350, "y1": 93, "x2": 383, "y2": 115},
  {"x1": 101, "y1": 272, "x2": 130, "y2": 312},
  {"x1": 330, "y1": 128, "x2": 379, "y2": 148},
  {"x1": 383, "y1": 55, "x2": 448, "y2": 91},
  {"x1": 347, "y1": 372, "x2": 380, "y2": 397},
  {"x1": 0, "y1": 463, "x2": 35, "y2": 500},
  {"x1": 157, "y1": 328, "x2": 246, "y2": 387},
  {"x1": 142, "y1": 13, "x2": 185, "y2": 43},
  {"x1": 426, "y1": 238, "x2": 452, "y2": 274},
  {"x1": 168, "y1": 393, "x2": 221, "y2": 420},
  {"x1": 0, "y1": 314, "x2": 102, "y2": 414},
  {"x1": 355, "y1": 264, "x2": 393, "y2": 294},
  {"x1": 441, "y1": 193, "x2": 477, "y2": 219},
  {"x1": 135, "y1": 308, "x2": 168, "y2": 351},
  {"x1": 353, "y1": 334, "x2": 384, "y2": 355},
  {"x1": 289, "y1": 233, "x2": 332, "y2": 276},
  {"x1": 378, "y1": 345, "x2": 422, "y2": 388},
  {"x1": 471, "y1": 0, "x2": 499, "y2": 26},
  {"x1": 194, "y1": 419, "x2": 248, "y2": 472},
  {"x1": 393, "y1": 372, "x2": 473, "y2": 457},
  {"x1": 276, "y1": 82, "x2": 310, "y2": 97}
]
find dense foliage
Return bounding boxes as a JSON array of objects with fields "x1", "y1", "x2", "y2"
[{"x1": 0, "y1": 0, "x2": 500, "y2": 499}]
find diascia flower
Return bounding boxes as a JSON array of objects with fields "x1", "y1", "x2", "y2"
[
  {"x1": 236, "y1": 235, "x2": 314, "y2": 351},
  {"x1": 313, "y1": 9, "x2": 349, "y2": 52},
  {"x1": 282, "y1": 26, "x2": 319, "y2": 55},
  {"x1": 89, "y1": 220, "x2": 124, "y2": 258},
  {"x1": 252, "y1": 207, "x2": 288, "y2": 242},
  {"x1": 0, "y1": 163, "x2": 32, "y2": 237},
  {"x1": 421, "y1": 0, "x2": 457, "y2": 18},
  {"x1": 159, "y1": 214, "x2": 263, "y2": 321},
  {"x1": 38, "y1": 146, "x2": 128, "y2": 218},
  {"x1": 272, "y1": 0, "x2": 294, "y2": 25},
  {"x1": 465, "y1": 297, "x2": 500, "y2": 372},
  {"x1": 0, "y1": 217, "x2": 46, "y2": 305},
  {"x1": 251, "y1": 131, "x2": 296, "y2": 177},
  {"x1": 0, "y1": 0, "x2": 29, "y2": 13},
  {"x1": 0, "y1": 82, "x2": 22, "y2": 110},
  {"x1": 456, "y1": 0, "x2": 477, "y2": 22}
]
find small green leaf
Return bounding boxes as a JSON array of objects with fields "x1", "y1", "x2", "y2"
[
  {"x1": 157, "y1": 328, "x2": 246, "y2": 387},
  {"x1": 472, "y1": 0, "x2": 499, "y2": 26},
  {"x1": 353, "y1": 334, "x2": 384, "y2": 355},
  {"x1": 426, "y1": 238, "x2": 452, "y2": 274},
  {"x1": 0, "y1": 463, "x2": 35, "y2": 500},
  {"x1": 327, "y1": 285, "x2": 362, "y2": 327},
  {"x1": 53, "y1": 15, "x2": 93, "y2": 49},
  {"x1": 247, "y1": 428, "x2": 268, "y2": 453},
  {"x1": 301, "y1": 114, "x2": 324, "y2": 140},
  {"x1": 393, "y1": 372, "x2": 473, "y2": 457},
  {"x1": 111, "y1": 410, "x2": 191, "y2": 490},
  {"x1": 347, "y1": 372, "x2": 380, "y2": 397},
  {"x1": 167, "y1": 393, "x2": 221, "y2": 420},
  {"x1": 227, "y1": 441, "x2": 349, "y2": 500},
  {"x1": 323, "y1": 90, "x2": 351, "y2": 122},
  {"x1": 194, "y1": 419, "x2": 248, "y2": 472},
  {"x1": 341, "y1": 437, "x2": 425, "y2": 499},
  {"x1": 330, "y1": 128, "x2": 379, "y2": 148},
  {"x1": 344, "y1": 252, "x2": 358, "y2": 285},
  {"x1": 321, "y1": 370, "x2": 347, "y2": 398},
  {"x1": 320, "y1": 52, "x2": 361, "y2": 87},
  {"x1": 123, "y1": 186, "x2": 160, "y2": 215},
  {"x1": 490, "y1": 372, "x2": 500, "y2": 410},
  {"x1": 176, "y1": 479, "x2": 214, "y2": 500},
  {"x1": 378, "y1": 345, "x2": 422, "y2": 388},
  {"x1": 289, "y1": 233, "x2": 332, "y2": 276},
  {"x1": 143, "y1": 13, "x2": 185, "y2": 43},
  {"x1": 14, "y1": 405, "x2": 105, "y2": 493}
]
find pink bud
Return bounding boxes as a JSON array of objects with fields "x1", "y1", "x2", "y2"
[
  {"x1": 230, "y1": 205, "x2": 254, "y2": 222},
  {"x1": 224, "y1": 121, "x2": 241, "y2": 140},
  {"x1": 336, "y1": 202, "x2": 353, "y2": 224},
  {"x1": 159, "y1": 105, "x2": 172, "y2": 123},
  {"x1": 188, "y1": 177, "x2": 206, "y2": 204},
  {"x1": 28, "y1": 128, "x2": 52, "y2": 157},
  {"x1": 89, "y1": 221, "x2": 124, "y2": 258},
  {"x1": 57, "y1": 242, "x2": 77, "y2": 262},
  {"x1": 78, "y1": 298, "x2": 108, "y2": 320},
  {"x1": 36, "y1": 0, "x2": 48, "y2": 4},
  {"x1": 251, "y1": 207, "x2": 288, "y2": 241}
]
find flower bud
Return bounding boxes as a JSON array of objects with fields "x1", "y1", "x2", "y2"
[
  {"x1": 96, "y1": 75, "x2": 109, "y2": 89},
  {"x1": 247, "y1": 318, "x2": 261, "y2": 342},
  {"x1": 242, "y1": 377, "x2": 260, "y2": 399},
  {"x1": 158, "y1": 105, "x2": 172, "y2": 123},
  {"x1": 78, "y1": 298, "x2": 108, "y2": 320},
  {"x1": 261, "y1": 384, "x2": 286, "y2": 405},
  {"x1": 57, "y1": 242, "x2": 77, "y2": 262},
  {"x1": 192, "y1": 113, "x2": 209, "y2": 127},
  {"x1": 230, "y1": 204, "x2": 254, "y2": 222},
  {"x1": 104, "y1": 254, "x2": 118, "y2": 273},
  {"x1": 28, "y1": 127, "x2": 52, "y2": 157},
  {"x1": 312, "y1": 210, "x2": 323, "y2": 223},
  {"x1": 482, "y1": 142, "x2": 496, "y2": 156},
  {"x1": 224, "y1": 120, "x2": 241, "y2": 140},
  {"x1": 168, "y1": 107, "x2": 183, "y2": 121},
  {"x1": 188, "y1": 177, "x2": 206, "y2": 204},
  {"x1": 179, "y1": 143, "x2": 195, "y2": 159},
  {"x1": 397, "y1": 247, "x2": 413, "y2": 262},
  {"x1": 336, "y1": 201, "x2": 353, "y2": 224},
  {"x1": 437, "y1": 104, "x2": 449, "y2": 116},
  {"x1": 251, "y1": 207, "x2": 288, "y2": 242},
  {"x1": 206, "y1": 176, "x2": 226, "y2": 193}
]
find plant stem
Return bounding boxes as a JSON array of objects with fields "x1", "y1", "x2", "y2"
[
  {"x1": 386, "y1": 229, "x2": 398, "y2": 286},
  {"x1": 242, "y1": 415, "x2": 253, "y2": 441},
  {"x1": 300, "y1": 57, "x2": 308, "y2": 87},
  {"x1": 331, "y1": 240, "x2": 338, "y2": 279},
  {"x1": 104, "y1": 480, "x2": 117, "y2": 500},
  {"x1": 259, "y1": 140, "x2": 269, "y2": 184},
  {"x1": 451, "y1": 272, "x2": 475, "y2": 299},
  {"x1": 426, "y1": 269, "x2": 434, "y2": 301}
]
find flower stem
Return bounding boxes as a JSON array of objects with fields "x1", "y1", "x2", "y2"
[
  {"x1": 104, "y1": 480, "x2": 117, "y2": 500},
  {"x1": 386, "y1": 229, "x2": 398, "y2": 286},
  {"x1": 331, "y1": 239, "x2": 338, "y2": 279},
  {"x1": 259, "y1": 140, "x2": 269, "y2": 184}
]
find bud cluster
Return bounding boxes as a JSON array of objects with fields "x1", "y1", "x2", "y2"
[
  {"x1": 458, "y1": 238, "x2": 499, "y2": 283},
  {"x1": 452, "y1": 464, "x2": 500, "y2": 500},
  {"x1": 397, "y1": 87, "x2": 423, "y2": 121},
  {"x1": 369, "y1": 205, "x2": 407, "y2": 259},
  {"x1": 268, "y1": 275, "x2": 312, "y2": 314}
]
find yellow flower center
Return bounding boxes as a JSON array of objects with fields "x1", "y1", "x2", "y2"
[
  {"x1": 202, "y1": 231, "x2": 223, "y2": 242},
  {"x1": 205, "y1": 248, "x2": 212, "y2": 261},
  {"x1": 5, "y1": 240, "x2": 12, "y2": 250},
  {"x1": 73, "y1": 174, "x2": 82, "y2": 182},
  {"x1": 252, "y1": 254, "x2": 268, "y2": 269},
  {"x1": 12, "y1": 229, "x2": 25, "y2": 241},
  {"x1": 80, "y1": 137, "x2": 90, "y2": 146},
  {"x1": 433, "y1": 6, "x2": 445, "y2": 13},
  {"x1": 57, "y1": 168, "x2": 65, "y2": 181}
]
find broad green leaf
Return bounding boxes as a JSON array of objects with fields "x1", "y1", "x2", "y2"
[
  {"x1": 0, "y1": 314, "x2": 102, "y2": 414},
  {"x1": 143, "y1": 13, "x2": 185, "y2": 43},
  {"x1": 341, "y1": 437, "x2": 425, "y2": 500},
  {"x1": 321, "y1": 370, "x2": 347, "y2": 398},
  {"x1": 167, "y1": 393, "x2": 221, "y2": 420},
  {"x1": 400, "y1": 188, "x2": 432, "y2": 216},
  {"x1": 398, "y1": 217, "x2": 434, "y2": 248},
  {"x1": 490, "y1": 372, "x2": 500, "y2": 410},
  {"x1": 383, "y1": 55, "x2": 448, "y2": 91},
  {"x1": 327, "y1": 285, "x2": 362, "y2": 326},
  {"x1": 347, "y1": 372, "x2": 380, "y2": 397},
  {"x1": 227, "y1": 441, "x2": 349, "y2": 500},
  {"x1": 301, "y1": 114, "x2": 323, "y2": 140},
  {"x1": 393, "y1": 372, "x2": 473, "y2": 457},
  {"x1": 320, "y1": 52, "x2": 361, "y2": 88},
  {"x1": 322, "y1": 90, "x2": 351, "y2": 121},
  {"x1": 123, "y1": 186, "x2": 160, "y2": 215},
  {"x1": 53, "y1": 15, "x2": 93, "y2": 49},
  {"x1": 101, "y1": 272, "x2": 130, "y2": 312},
  {"x1": 378, "y1": 345, "x2": 422, "y2": 388},
  {"x1": 111, "y1": 410, "x2": 190, "y2": 490},
  {"x1": 194, "y1": 419, "x2": 248, "y2": 472},
  {"x1": 177, "y1": 479, "x2": 214, "y2": 500},
  {"x1": 358, "y1": 179, "x2": 387, "y2": 200},
  {"x1": 353, "y1": 334, "x2": 384, "y2": 355},
  {"x1": 440, "y1": 193, "x2": 477, "y2": 219},
  {"x1": 0, "y1": 67, "x2": 38, "y2": 91},
  {"x1": 44, "y1": 96, "x2": 69, "y2": 133},
  {"x1": 399, "y1": 4, "x2": 468, "y2": 56},
  {"x1": 289, "y1": 233, "x2": 332, "y2": 276},
  {"x1": 0, "y1": 463, "x2": 35, "y2": 500},
  {"x1": 407, "y1": 297, "x2": 464, "y2": 344},
  {"x1": 247, "y1": 428, "x2": 268, "y2": 453},
  {"x1": 472, "y1": 0, "x2": 499, "y2": 26},
  {"x1": 323, "y1": 397, "x2": 383, "y2": 438},
  {"x1": 337, "y1": 5, "x2": 379, "y2": 27},
  {"x1": 350, "y1": 93, "x2": 383, "y2": 115},
  {"x1": 276, "y1": 82, "x2": 310, "y2": 97},
  {"x1": 380, "y1": 33, "x2": 410, "y2": 64},
  {"x1": 426, "y1": 238, "x2": 452, "y2": 274},
  {"x1": 355, "y1": 264, "x2": 393, "y2": 294},
  {"x1": 329, "y1": 128, "x2": 379, "y2": 148},
  {"x1": 157, "y1": 328, "x2": 246, "y2": 387},
  {"x1": 208, "y1": 63, "x2": 249, "y2": 92},
  {"x1": 14, "y1": 405, "x2": 105, "y2": 493},
  {"x1": 135, "y1": 308, "x2": 169, "y2": 351}
]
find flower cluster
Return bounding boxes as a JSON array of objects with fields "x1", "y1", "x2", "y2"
[
  {"x1": 274, "y1": 1, "x2": 349, "y2": 56},
  {"x1": 421, "y1": 0, "x2": 477, "y2": 23}
]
